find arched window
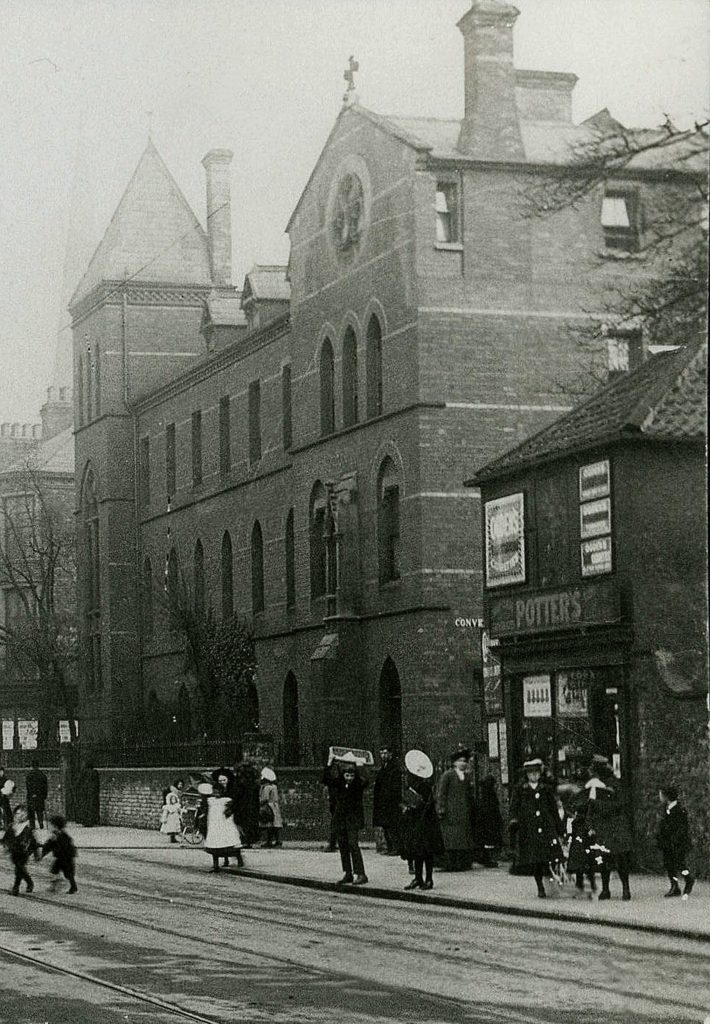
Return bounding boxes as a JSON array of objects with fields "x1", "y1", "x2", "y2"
[
  {"x1": 251, "y1": 521, "x2": 264, "y2": 614},
  {"x1": 77, "y1": 355, "x2": 84, "y2": 427},
  {"x1": 283, "y1": 672, "x2": 300, "y2": 765},
  {"x1": 194, "y1": 539, "x2": 205, "y2": 618},
  {"x1": 309, "y1": 482, "x2": 327, "y2": 599},
  {"x1": 379, "y1": 657, "x2": 402, "y2": 755},
  {"x1": 166, "y1": 547, "x2": 179, "y2": 627},
  {"x1": 142, "y1": 556, "x2": 154, "y2": 638},
  {"x1": 221, "y1": 531, "x2": 234, "y2": 619},
  {"x1": 366, "y1": 315, "x2": 383, "y2": 419},
  {"x1": 285, "y1": 509, "x2": 296, "y2": 609},
  {"x1": 94, "y1": 341, "x2": 101, "y2": 418},
  {"x1": 86, "y1": 348, "x2": 93, "y2": 422},
  {"x1": 319, "y1": 337, "x2": 335, "y2": 436},
  {"x1": 342, "y1": 326, "x2": 358, "y2": 428},
  {"x1": 81, "y1": 469, "x2": 101, "y2": 691},
  {"x1": 377, "y1": 457, "x2": 401, "y2": 584}
]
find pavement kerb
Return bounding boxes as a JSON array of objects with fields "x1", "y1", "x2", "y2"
[{"x1": 208, "y1": 865, "x2": 710, "y2": 944}]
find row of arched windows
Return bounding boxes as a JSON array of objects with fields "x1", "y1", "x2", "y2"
[
  {"x1": 141, "y1": 455, "x2": 401, "y2": 635},
  {"x1": 319, "y1": 314, "x2": 383, "y2": 437}
]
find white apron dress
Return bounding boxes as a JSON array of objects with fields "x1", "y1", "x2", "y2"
[{"x1": 205, "y1": 796, "x2": 242, "y2": 854}]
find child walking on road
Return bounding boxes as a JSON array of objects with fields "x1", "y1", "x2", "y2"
[
  {"x1": 2, "y1": 805, "x2": 39, "y2": 895},
  {"x1": 657, "y1": 784, "x2": 695, "y2": 899},
  {"x1": 42, "y1": 814, "x2": 78, "y2": 894}
]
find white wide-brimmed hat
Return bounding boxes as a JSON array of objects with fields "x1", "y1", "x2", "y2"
[
  {"x1": 404, "y1": 749, "x2": 433, "y2": 779},
  {"x1": 260, "y1": 767, "x2": 276, "y2": 782},
  {"x1": 197, "y1": 782, "x2": 213, "y2": 795}
]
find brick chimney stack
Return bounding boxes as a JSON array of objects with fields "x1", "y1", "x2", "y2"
[
  {"x1": 457, "y1": 0, "x2": 524, "y2": 160},
  {"x1": 201, "y1": 149, "x2": 234, "y2": 287},
  {"x1": 40, "y1": 384, "x2": 73, "y2": 440}
]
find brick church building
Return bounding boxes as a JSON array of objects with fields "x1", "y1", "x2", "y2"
[{"x1": 70, "y1": 0, "x2": 706, "y2": 766}]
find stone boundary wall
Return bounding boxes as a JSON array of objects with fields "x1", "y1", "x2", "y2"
[{"x1": 96, "y1": 766, "x2": 376, "y2": 840}]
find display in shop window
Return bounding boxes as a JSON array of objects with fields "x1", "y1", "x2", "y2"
[
  {"x1": 581, "y1": 535, "x2": 613, "y2": 576},
  {"x1": 579, "y1": 459, "x2": 610, "y2": 502},
  {"x1": 580, "y1": 497, "x2": 612, "y2": 539},
  {"x1": 557, "y1": 671, "x2": 590, "y2": 717},
  {"x1": 484, "y1": 492, "x2": 526, "y2": 588},
  {"x1": 523, "y1": 675, "x2": 552, "y2": 717}
]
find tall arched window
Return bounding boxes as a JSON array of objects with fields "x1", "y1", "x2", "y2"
[
  {"x1": 194, "y1": 539, "x2": 205, "y2": 618},
  {"x1": 319, "y1": 337, "x2": 335, "y2": 436},
  {"x1": 86, "y1": 348, "x2": 93, "y2": 422},
  {"x1": 251, "y1": 521, "x2": 264, "y2": 614},
  {"x1": 377, "y1": 457, "x2": 401, "y2": 584},
  {"x1": 379, "y1": 657, "x2": 402, "y2": 755},
  {"x1": 285, "y1": 509, "x2": 296, "y2": 609},
  {"x1": 81, "y1": 469, "x2": 101, "y2": 691},
  {"x1": 309, "y1": 482, "x2": 327, "y2": 599},
  {"x1": 77, "y1": 355, "x2": 84, "y2": 427},
  {"x1": 221, "y1": 531, "x2": 234, "y2": 619},
  {"x1": 342, "y1": 326, "x2": 358, "y2": 428},
  {"x1": 94, "y1": 340, "x2": 101, "y2": 418},
  {"x1": 142, "y1": 556, "x2": 154, "y2": 638},
  {"x1": 366, "y1": 315, "x2": 383, "y2": 419},
  {"x1": 166, "y1": 547, "x2": 179, "y2": 627},
  {"x1": 283, "y1": 672, "x2": 300, "y2": 765}
]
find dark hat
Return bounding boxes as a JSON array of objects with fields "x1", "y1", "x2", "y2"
[
  {"x1": 211, "y1": 767, "x2": 235, "y2": 784},
  {"x1": 451, "y1": 747, "x2": 471, "y2": 762}
]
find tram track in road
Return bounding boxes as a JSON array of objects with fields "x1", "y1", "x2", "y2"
[
  {"x1": 3, "y1": 859, "x2": 706, "y2": 1022},
  {"x1": 0, "y1": 940, "x2": 222, "y2": 1024}
]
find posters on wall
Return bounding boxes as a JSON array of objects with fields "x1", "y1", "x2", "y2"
[
  {"x1": 481, "y1": 629, "x2": 503, "y2": 714},
  {"x1": 579, "y1": 460, "x2": 610, "y2": 502},
  {"x1": 580, "y1": 498, "x2": 612, "y2": 539},
  {"x1": 557, "y1": 671, "x2": 590, "y2": 717},
  {"x1": 59, "y1": 720, "x2": 80, "y2": 743},
  {"x1": 2, "y1": 720, "x2": 14, "y2": 750},
  {"x1": 17, "y1": 719, "x2": 38, "y2": 750},
  {"x1": 523, "y1": 675, "x2": 552, "y2": 717},
  {"x1": 498, "y1": 719, "x2": 509, "y2": 784},
  {"x1": 487, "y1": 721, "x2": 499, "y2": 759},
  {"x1": 484, "y1": 493, "x2": 526, "y2": 588}
]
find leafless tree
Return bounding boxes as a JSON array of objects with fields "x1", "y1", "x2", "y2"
[{"x1": 0, "y1": 461, "x2": 78, "y2": 746}]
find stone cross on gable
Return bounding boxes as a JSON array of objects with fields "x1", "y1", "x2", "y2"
[{"x1": 342, "y1": 55, "x2": 359, "y2": 106}]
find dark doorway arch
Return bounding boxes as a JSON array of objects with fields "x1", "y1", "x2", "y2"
[
  {"x1": 378, "y1": 657, "x2": 403, "y2": 755},
  {"x1": 282, "y1": 671, "x2": 300, "y2": 765}
]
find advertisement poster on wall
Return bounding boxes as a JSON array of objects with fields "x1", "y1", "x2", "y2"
[
  {"x1": 484, "y1": 493, "x2": 526, "y2": 588},
  {"x1": 2, "y1": 720, "x2": 14, "y2": 750},
  {"x1": 523, "y1": 675, "x2": 552, "y2": 717},
  {"x1": 481, "y1": 629, "x2": 503, "y2": 714},
  {"x1": 498, "y1": 720, "x2": 509, "y2": 784},
  {"x1": 579, "y1": 460, "x2": 610, "y2": 502},
  {"x1": 17, "y1": 719, "x2": 38, "y2": 750},
  {"x1": 557, "y1": 672, "x2": 590, "y2": 718},
  {"x1": 580, "y1": 498, "x2": 612, "y2": 539}
]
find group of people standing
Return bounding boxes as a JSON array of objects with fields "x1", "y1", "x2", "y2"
[{"x1": 158, "y1": 763, "x2": 284, "y2": 872}]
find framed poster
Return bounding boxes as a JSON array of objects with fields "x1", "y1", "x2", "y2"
[
  {"x1": 557, "y1": 671, "x2": 590, "y2": 718},
  {"x1": 487, "y1": 721, "x2": 500, "y2": 759},
  {"x1": 581, "y1": 535, "x2": 612, "y2": 576},
  {"x1": 579, "y1": 460, "x2": 610, "y2": 502},
  {"x1": 485, "y1": 493, "x2": 526, "y2": 588},
  {"x1": 523, "y1": 675, "x2": 552, "y2": 717},
  {"x1": 580, "y1": 497, "x2": 611, "y2": 539},
  {"x1": 498, "y1": 720, "x2": 509, "y2": 784}
]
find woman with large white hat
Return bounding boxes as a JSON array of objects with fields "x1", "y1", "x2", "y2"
[{"x1": 400, "y1": 751, "x2": 444, "y2": 891}]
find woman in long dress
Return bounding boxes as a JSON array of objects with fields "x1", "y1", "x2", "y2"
[{"x1": 198, "y1": 780, "x2": 244, "y2": 873}]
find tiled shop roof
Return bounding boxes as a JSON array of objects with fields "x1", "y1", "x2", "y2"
[{"x1": 469, "y1": 343, "x2": 707, "y2": 483}]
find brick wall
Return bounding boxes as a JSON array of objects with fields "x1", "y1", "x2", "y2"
[{"x1": 3, "y1": 768, "x2": 63, "y2": 819}]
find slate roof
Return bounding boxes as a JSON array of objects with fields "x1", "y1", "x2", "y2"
[
  {"x1": 71, "y1": 140, "x2": 211, "y2": 306},
  {"x1": 469, "y1": 343, "x2": 707, "y2": 483},
  {"x1": 204, "y1": 291, "x2": 246, "y2": 327},
  {"x1": 242, "y1": 266, "x2": 290, "y2": 303},
  {"x1": 0, "y1": 426, "x2": 74, "y2": 476}
]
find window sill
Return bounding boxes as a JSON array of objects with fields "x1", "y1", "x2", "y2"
[{"x1": 434, "y1": 242, "x2": 463, "y2": 252}]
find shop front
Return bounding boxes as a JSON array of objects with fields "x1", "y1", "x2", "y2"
[{"x1": 485, "y1": 577, "x2": 632, "y2": 788}]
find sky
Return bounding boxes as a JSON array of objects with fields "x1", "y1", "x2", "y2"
[{"x1": 0, "y1": 0, "x2": 707, "y2": 424}]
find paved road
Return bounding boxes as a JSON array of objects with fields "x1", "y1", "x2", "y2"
[{"x1": 0, "y1": 849, "x2": 707, "y2": 1023}]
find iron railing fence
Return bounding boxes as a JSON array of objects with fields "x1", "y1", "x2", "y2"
[{"x1": 2, "y1": 739, "x2": 245, "y2": 770}]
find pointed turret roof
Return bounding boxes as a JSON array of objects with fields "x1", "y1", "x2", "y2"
[{"x1": 71, "y1": 140, "x2": 211, "y2": 307}]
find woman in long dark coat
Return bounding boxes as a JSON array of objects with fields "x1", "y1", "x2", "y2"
[
  {"x1": 508, "y1": 759, "x2": 564, "y2": 897},
  {"x1": 436, "y1": 750, "x2": 475, "y2": 870},
  {"x1": 400, "y1": 757, "x2": 444, "y2": 890},
  {"x1": 584, "y1": 760, "x2": 632, "y2": 900}
]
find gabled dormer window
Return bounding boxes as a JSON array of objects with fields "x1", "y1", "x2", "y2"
[{"x1": 601, "y1": 189, "x2": 641, "y2": 251}]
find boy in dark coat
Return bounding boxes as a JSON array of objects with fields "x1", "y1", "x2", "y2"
[
  {"x1": 331, "y1": 762, "x2": 369, "y2": 885},
  {"x1": 42, "y1": 814, "x2": 78, "y2": 894},
  {"x1": 25, "y1": 761, "x2": 49, "y2": 830},
  {"x1": 2, "y1": 805, "x2": 39, "y2": 895},
  {"x1": 372, "y1": 747, "x2": 402, "y2": 855},
  {"x1": 657, "y1": 784, "x2": 695, "y2": 898},
  {"x1": 508, "y1": 759, "x2": 564, "y2": 898}
]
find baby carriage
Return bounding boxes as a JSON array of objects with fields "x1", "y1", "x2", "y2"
[{"x1": 179, "y1": 787, "x2": 204, "y2": 845}]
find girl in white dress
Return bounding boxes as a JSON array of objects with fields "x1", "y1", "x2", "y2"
[
  {"x1": 201, "y1": 779, "x2": 243, "y2": 872},
  {"x1": 159, "y1": 780, "x2": 183, "y2": 843}
]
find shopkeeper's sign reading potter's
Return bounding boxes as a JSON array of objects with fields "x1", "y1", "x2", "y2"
[{"x1": 487, "y1": 577, "x2": 620, "y2": 638}]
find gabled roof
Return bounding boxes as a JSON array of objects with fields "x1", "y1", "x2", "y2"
[
  {"x1": 71, "y1": 140, "x2": 211, "y2": 307},
  {"x1": 469, "y1": 343, "x2": 707, "y2": 483},
  {"x1": 241, "y1": 265, "x2": 290, "y2": 303}
]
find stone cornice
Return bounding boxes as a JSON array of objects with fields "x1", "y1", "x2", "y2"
[{"x1": 70, "y1": 280, "x2": 213, "y2": 325}]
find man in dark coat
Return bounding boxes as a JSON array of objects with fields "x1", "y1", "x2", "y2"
[
  {"x1": 436, "y1": 749, "x2": 475, "y2": 870},
  {"x1": 508, "y1": 759, "x2": 564, "y2": 898},
  {"x1": 372, "y1": 747, "x2": 401, "y2": 855},
  {"x1": 25, "y1": 760, "x2": 49, "y2": 830},
  {"x1": 331, "y1": 762, "x2": 369, "y2": 885},
  {"x1": 657, "y1": 783, "x2": 694, "y2": 898}
]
